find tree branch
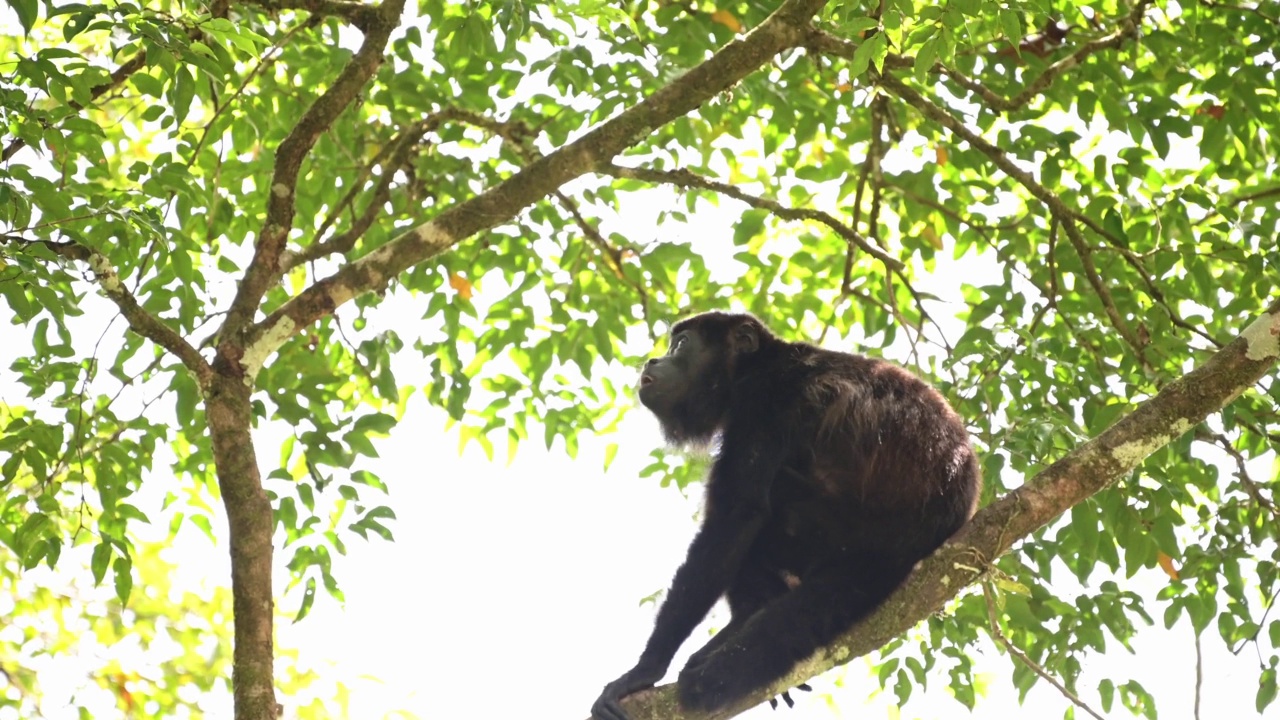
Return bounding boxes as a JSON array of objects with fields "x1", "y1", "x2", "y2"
[
  {"x1": 240, "y1": 0, "x2": 832, "y2": 377},
  {"x1": 1198, "y1": 429, "x2": 1280, "y2": 518},
  {"x1": 982, "y1": 582, "x2": 1107, "y2": 720},
  {"x1": 875, "y1": 72, "x2": 1152, "y2": 365},
  {"x1": 806, "y1": 0, "x2": 1151, "y2": 114},
  {"x1": 245, "y1": 0, "x2": 384, "y2": 29},
  {"x1": 553, "y1": 190, "x2": 651, "y2": 318},
  {"x1": 0, "y1": 235, "x2": 213, "y2": 388},
  {"x1": 1, "y1": 51, "x2": 146, "y2": 162},
  {"x1": 971, "y1": 0, "x2": 1151, "y2": 112},
  {"x1": 279, "y1": 121, "x2": 430, "y2": 271},
  {"x1": 599, "y1": 163, "x2": 904, "y2": 273},
  {"x1": 219, "y1": 0, "x2": 407, "y2": 347},
  {"x1": 591, "y1": 297, "x2": 1280, "y2": 719}
]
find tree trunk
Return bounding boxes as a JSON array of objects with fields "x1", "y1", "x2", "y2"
[{"x1": 206, "y1": 373, "x2": 278, "y2": 720}]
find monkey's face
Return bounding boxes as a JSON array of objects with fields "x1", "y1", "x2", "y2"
[{"x1": 637, "y1": 328, "x2": 713, "y2": 421}]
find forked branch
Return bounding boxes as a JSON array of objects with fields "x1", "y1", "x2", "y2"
[
  {"x1": 220, "y1": 0, "x2": 408, "y2": 342},
  {"x1": 241, "y1": 0, "x2": 834, "y2": 377}
]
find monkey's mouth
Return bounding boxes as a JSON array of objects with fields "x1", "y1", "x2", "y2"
[{"x1": 639, "y1": 374, "x2": 655, "y2": 387}]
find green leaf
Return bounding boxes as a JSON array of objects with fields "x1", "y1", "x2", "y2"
[
  {"x1": 998, "y1": 10, "x2": 1021, "y2": 45},
  {"x1": 915, "y1": 37, "x2": 941, "y2": 81},
  {"x1": 293, "y1": 577, "x2": 317, "y2": 623},
  {"x1": 91, "y1": 541, "x2": 112, "y2": 585},
  {"x1": 849, "y1": 34, "x2": 883, "y2": 79},
  {"x1": 1259, "y1": 668, "x2": 1277, "y2": 713},
  {"x1": 11, "y1": 0, "x2": 39, "y2": 33},
  {"x1": 131, "y1": 72, "x2": 165, "y2": 98},
  {"x1": 113, "y1": 556, "x2": 134, "y2": 604}
]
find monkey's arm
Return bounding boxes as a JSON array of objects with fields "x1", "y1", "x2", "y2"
[{"x1": 592, "y1": 431, "x2": 783, "y2": 720}]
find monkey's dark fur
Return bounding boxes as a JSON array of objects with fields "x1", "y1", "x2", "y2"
[{"x1": 591, "y1": 312, "x2": 981, "y2": 720}]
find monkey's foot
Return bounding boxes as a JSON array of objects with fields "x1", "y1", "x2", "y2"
[
  {"x1": 768, "y1": 684, "x2": 812, "y2": 709},
  {"x1": 677, "y1": 640, "x2": 796, "y2": 713}
]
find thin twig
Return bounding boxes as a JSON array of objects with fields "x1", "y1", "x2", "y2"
[
  {"x1": 0, "y1": 235, "x2": 213, "y2": 385},
  {"x1": 1193, "y1": 629, "x2": 1203, "y2": 720},
  {"x1": 1065, "y1": 208, "x2": 1222, "y2": 348},
  {"x1": 600, "y1": 163, "x2": 905, "y2": 273},
  {"x1": 1197, "y1": 430, "x2": 1280, "y2": 518},
  {"x1": 192, "y1": 18, "x2": 316, "y2": 159},
  {"x1": 553, "y1": 190, "x2": 651, "y2": 319},
  {"x1": 877, "y1": 73, "x2": 1153, "y2": 368},
  {"x1": 1227, "y1": 586, "x2": 1280, "y2": 655},
  {"x1": 817, "y1": 98, "x2": 882, "y2": 346},
  {"x1": 2, "y1": 51, "x2": 146, "y2": 162},
  {"x1": 1199, "y1": 0, "x2": 1280, "y2": 25},
  {"x1": 806, "y1": 0, "x2": 1152, "y2": 114},
  {"x1": 1193, "y1": 184, "x2": 1280, "y2": 226},
  {"x1": 280, "y1": 122, "x2": 429, "y2": 270},
  {"x1": 983, "y1": 582, "x2": 1108, "y2": 720}
]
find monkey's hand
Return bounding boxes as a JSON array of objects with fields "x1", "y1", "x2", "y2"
[{"x1": 591, "y1": 664, "x2": 664, "y2": 720}]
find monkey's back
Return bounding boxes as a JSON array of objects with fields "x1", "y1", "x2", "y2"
[{"x1": 750, "y1": 343, "x2": 981, "y2": 573}]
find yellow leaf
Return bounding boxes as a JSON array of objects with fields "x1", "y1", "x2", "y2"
[
  {"x1": 993, "y1": 576, "x2": 1031, "y2": 596},
  {"x1": 935, "y1": 144, "x2": 949, "y2": 166},
  {"x1": 710, "y1": 9, "x2": 742, "y2": 33},
  {"x1": 1157, "y1": 551, "x2": 1180, "y2": 580},
  {"x1": 922, "y1": 226, "x2": 943, "y2": 250},
  {"x1": 449, "y1": 272, "x2": 474, "y2": 300},
  {"x1": 288, "y1": 265, "x2": 306, "y2": 295}
]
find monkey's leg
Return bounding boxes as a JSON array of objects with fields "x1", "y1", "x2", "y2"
[
  {"x1": 685, "y1": 557, "x2": 790, "y2": 670},
  {"x1": 677, "y1": 560, "x2": 907, "y2": 713}
]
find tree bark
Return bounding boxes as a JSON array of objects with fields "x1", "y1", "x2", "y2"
[{"x1": 206, "y1": 373, "x2": 279, "y2": 720}]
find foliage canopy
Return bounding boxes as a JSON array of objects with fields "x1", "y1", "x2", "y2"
[{"x1": 1, "y1": 0, "x2": 1278, "y2": 717}]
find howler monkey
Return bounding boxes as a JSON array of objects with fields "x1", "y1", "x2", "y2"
[{"x1": 591, "y1": 312, "x2": 981, "y2": 720}]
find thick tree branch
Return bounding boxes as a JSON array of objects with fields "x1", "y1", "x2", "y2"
[
  {"x1": 591, "y1": 297, "x2": 1280, "y2": 720},
  {"x1": 241, "y1": 0, "x2": 831, "y2": 377},
  {"x1": 80, "y1": 262, "x2": 212, "y2": 385},
  {"x1": 205, "y1": 375, "x2": 277, "y2": 720},
  {"x1": 246, "y1": 0, "x2": 383, "y2": 29},
  {"x1": 220, "y1": 0, "x2": 407, "y2": 346}
]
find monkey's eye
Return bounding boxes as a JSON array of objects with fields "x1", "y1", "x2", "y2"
[{"x1": 669, "y1": 335, "x2": 686, "y2": 354}]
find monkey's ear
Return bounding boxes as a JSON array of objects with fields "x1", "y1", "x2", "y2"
[{"x1": 733, "y1": 322, "x2": 760, "y2": 354}]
